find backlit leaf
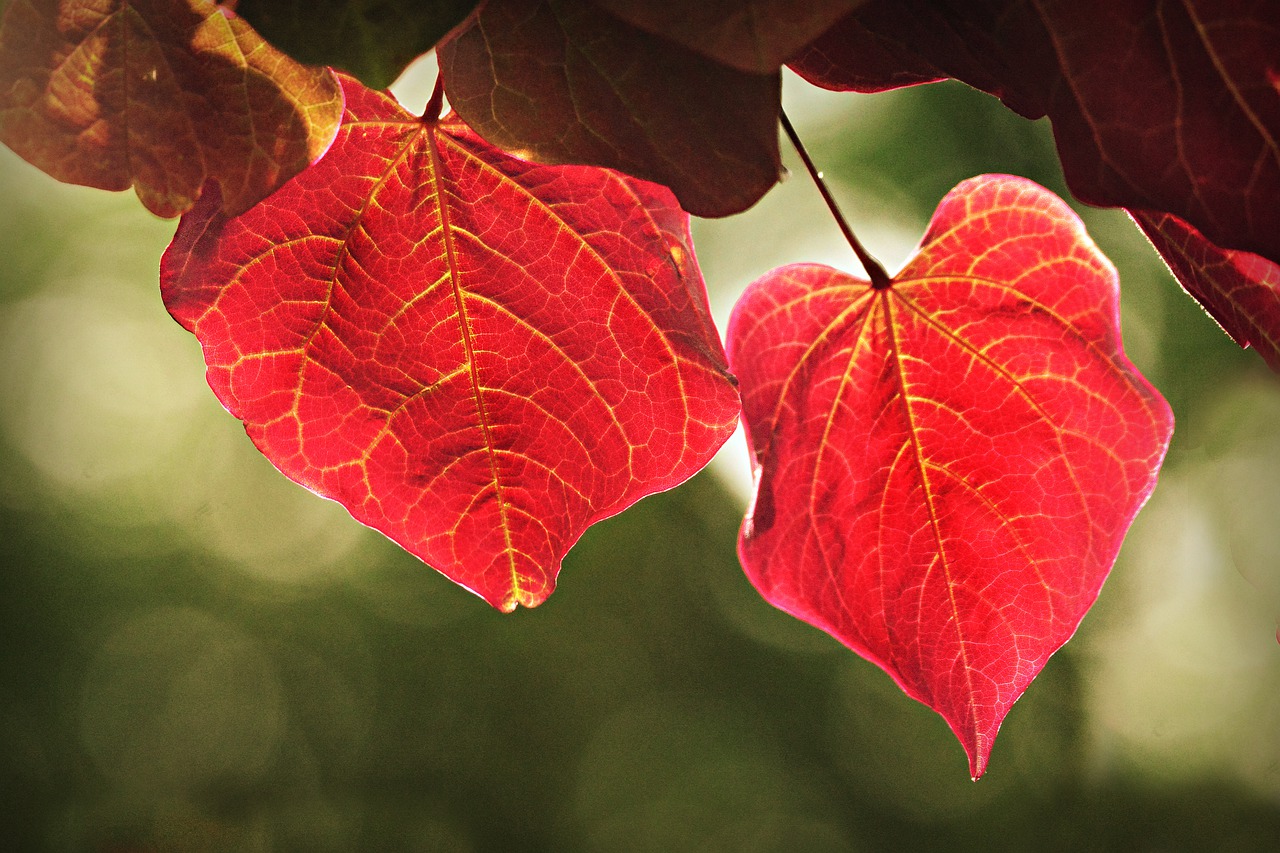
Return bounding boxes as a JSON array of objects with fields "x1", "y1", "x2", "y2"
[
  {"x1": 0, "y1": 0, "x2": 343, "y2": 217},
  {"x1": 727, "y1": 175, "x2": 1173, "y2": 777},
  {"x1": 161, "y1": 73, "x2": 740, "y2": 611},
  {"x1": 235, "y1": 0, "x2": 480, "y2": 90},
  {"x1": 589, "y1": 0, "x2": 863, "y2": 73},
  {"x1": 789, "y1": 0, "x2": 963, "y2": 94},
  {"x1": 1135, "y1": 210, "x2": 1280, "y2": 371},
  {"x1": 438, "y1": 0, "x2": 782, "y2": 217},
  {"x1": 789, "y1": 0, "x2": 1280, "y2": 367}
]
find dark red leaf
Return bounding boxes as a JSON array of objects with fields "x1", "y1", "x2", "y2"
[
  {"x1": 0, "y1": 0, "x2": 343, "y2": 217},
  {"x1": 789, "y1": 1, "x2": 994, "y2": 96},
  {"x1": 727, "y1": 175, "x2": 1173, "y2": 777},
  {"x1": 1135, "y1": 210, "x2": 1280, "y2": 371},
  {"x1": 589, "y1": 0, "x2": 864, "y2": 73},
  {"x1": 789, "y1": 0, "x2": 1280, "y2": 361},
  {"x1": 161, "y1": 73, "x2": 740, "y2": 611},
  {"x1": 438, "y1": 0, "x2": 782, "y2": 217}
]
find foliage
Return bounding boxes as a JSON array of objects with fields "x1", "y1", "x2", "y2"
[
  {"x1": 1, "y1": 0, "x2": 1276, "y2": 779},
  {"x1": 161, "y1": 74, "x2": 740, "y2": 612},
  {"x1": 728, "y1": 176, "x2": 1172, "y2": 776}
]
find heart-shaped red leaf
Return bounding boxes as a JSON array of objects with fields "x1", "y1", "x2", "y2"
[
  {"x1": 727, "y1": 175, "x2": 1173, "y2": 777},
  {"x1": 1135, "y1": 210, "x2": 1280, "y2": 371},
  {"x1": 161, "y1": 73, "x2": 740, "y2": 611},
  {"x1": 0, "y1": 0, "x2": 343, "y2": 217}
]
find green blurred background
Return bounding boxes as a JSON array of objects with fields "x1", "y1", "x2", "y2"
[{"x1": 3, "y1": 60, "x2": 1280, "y2": 851}]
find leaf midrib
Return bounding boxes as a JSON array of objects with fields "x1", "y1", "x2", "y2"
[
  {"x1": 881, "y1": 288, "x2": 982, "y2": 761},
  {"x1": 426, "y1": 121, "x2": 523, "y2": 608}
]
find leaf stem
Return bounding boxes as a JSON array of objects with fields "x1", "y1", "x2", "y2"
[
  {"x1": 423, "y1": 72, "x2": 446, "y2": 123},
  {"x1": 780, "y1": 110, "x2": 891, "y2": 290}
]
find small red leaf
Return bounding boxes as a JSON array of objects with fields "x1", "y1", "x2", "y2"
[
  {"x1": 0, "y1": 0, "x2": 343, "y2": 217},
  {"x1": 1135, "y1": 210, "x2": 1280, "y2": 371},
  {"x1": 727, "y1": 175, "x2": 1172, "y2": 777},
  {"x1": 438, "y1": 0, "x2": 782, "y2": 218},
  {"x1": 161, "y1": 73, "x2": 740, "y2": 611}
]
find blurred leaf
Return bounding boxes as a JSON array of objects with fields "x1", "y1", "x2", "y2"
[
  {"x1": 235, "y1": 0, "x2": 480, "y2": 90},
  {"x1": 792, "y1": 0, "x2": 1280, "y2": 260}
]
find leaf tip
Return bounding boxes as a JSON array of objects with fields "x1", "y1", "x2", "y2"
[
  {"x1": 481, "y1": 589, "x2": 532, "y2": 614},
  {"x1": 950, "y1": 714, "x2": 996, "y2": 780},
  {"x1": 967, "y1": 747, "x2": 989, "y2": 781},
  {"x1": 486, "y1": 575, "x2": 555, "y2": 614}
]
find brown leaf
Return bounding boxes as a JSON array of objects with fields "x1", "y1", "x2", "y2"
[
  {"x1": 439, "y1": 0, "x2": 782, "y2": 217},
  {"x1": 590, "y1": 0, "x2": 863, "y2": 73},
  {"x1": 0, "y1": 0, "x2": 343, "y2": 217}
]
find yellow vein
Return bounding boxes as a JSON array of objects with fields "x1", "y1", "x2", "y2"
[
  {"x1": 924, "y1": 458, "x2": 1062, "y2": 625},
  {"x1": 891, "y1": 284, "x2": 1107, "y2": 562},
  {"x1": 763, "y1": 282, "x2": 873, "y2": 458},
  {"x1": 427, "y1": 123, "x2": 522, "y2": 599},
  {"x1": 441, "y1": 133, "x2": 687, "y2": 463},
  {"x1": 883, "y1": 288, "x2": 982, "y2": 751},
  {"x1": 807, "y1": 303, "x2": 876, "y2": 624}
]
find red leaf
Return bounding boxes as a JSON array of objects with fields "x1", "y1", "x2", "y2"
[
  {"x1": 160, "y1": 73, "x2": 740, "y2": 611},
  {"x1": 0, "y1": 0, "x2": 343, "y2": 217},
  {"x1": 589, "y1": 0, "x2": 864, "y2": 73},
  {"x1": 789, "y1": 1, "x2": 1280, "y2": 362},
  {"x1": 727, "y1": 175, "x2": 1173, "y2": 777},
  {"x1": 438, "y1": 0, "x2": 782, "y2": 217},
  {"x1": 1135, "y1": 210, "x2": 1280, "y2": 371}
]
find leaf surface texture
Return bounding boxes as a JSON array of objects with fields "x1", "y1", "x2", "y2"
[
  {"x1": 0, "y1": 0, "x2": 343, "y2": 216},
  {"x1": 162, "y1": 73, "x2": 740, "y2": 611},
  {"x1": 438, "y1": 0, "x2": 782, "y2": 217},
  {"x1": 728, "y1": 175, "x2": 1173, "y2": 776}
]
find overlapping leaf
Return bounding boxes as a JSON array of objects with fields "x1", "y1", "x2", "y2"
[
  {"x1": 161, "y1": 73, "x2": 741, "y2": 611},
  {"x1": 589, "y1": 0, "x2": 863, "y2": 73},
  {"x1": 788, "y1": 1, "x2": 1025, "y2": 105},
  {"x1": 235, "y1": 0, "x2": 480, "y2": 90},
  {"x1": 1135, "y1": 210, "x2": 1280, "y2": 370},
  {"x1": 789, "y1": 0, "x2": 1280, "y2": 370},
  {"x1": 727, "y1": 175, "x2": 1173, "y2": 776},
  {"x1": 0, "y1": 0, "x2": 343, "y2": 217},
  {"x1": 438, "y1": 0, "x2": 782, "y2": 217}
]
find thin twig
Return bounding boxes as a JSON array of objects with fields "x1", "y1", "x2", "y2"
[{"x1": 780, "y1": 110, "x2": 891, "y2": 290}]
